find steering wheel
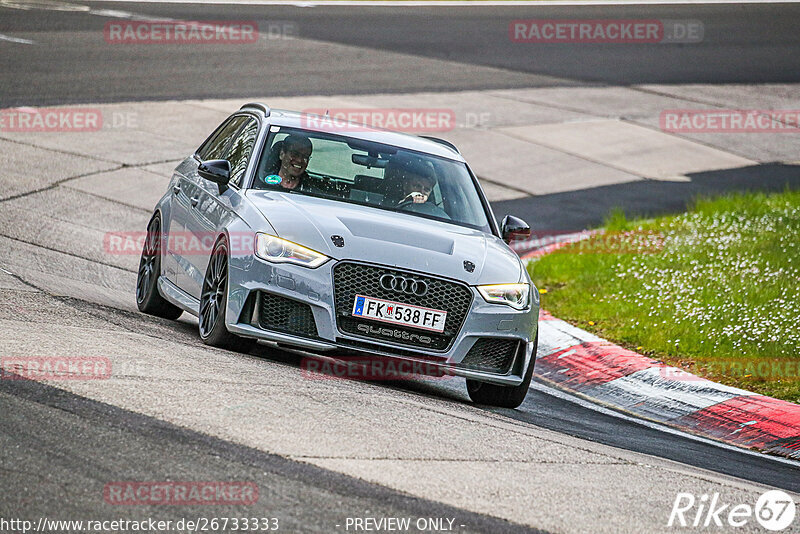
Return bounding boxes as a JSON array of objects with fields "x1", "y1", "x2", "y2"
[{"x1": 396, "y1": 192, "x2": 427, "y2": 208}]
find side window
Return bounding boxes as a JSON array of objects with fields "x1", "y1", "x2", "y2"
[
  {"x1": 196, "y1": 116, "x2": 247, "y2": 161},
  {"x1": 225, "y1": 119, "x2": 259, "y2": 188}
]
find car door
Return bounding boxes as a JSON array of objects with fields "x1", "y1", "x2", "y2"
[
  {"x1": 160, "y1": 166, "x2": 187, "y2": 284},
  {"x1": 173, "y1": 115, "x2": 248, "y2": 297},
  {"x1": 181, "y1": 116, "x2": 259, "y2": 299}
]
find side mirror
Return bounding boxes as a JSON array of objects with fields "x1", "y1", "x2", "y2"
[
  {"x1": 501, "y1": 215, "x2": 531, "y2": 244},
  {"x1": 198, "y1": 159, "x2": 231, "y2": 193}
]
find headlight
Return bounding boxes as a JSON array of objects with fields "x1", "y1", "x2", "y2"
[
  {"x1": 255, "y1": 233, "x2": 329, "y2": 268},
  {"x1": 477, "y1": 283, "x2": 530, "y2": 310}
]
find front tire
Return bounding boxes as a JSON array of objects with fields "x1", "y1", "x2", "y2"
[
  {"x1": 136, "y1": 214, "x2": 183, "y2": 320},
  {"x1": 198, "y1": 238, "x2": 256, "y2": 353},
  {"x1": 466, "y1": 333, "x2": 538, "y2": 409}
]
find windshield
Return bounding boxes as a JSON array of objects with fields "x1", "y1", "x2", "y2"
[{"x1": 249, "y1": 127, "x2": 492, "y2": 232}]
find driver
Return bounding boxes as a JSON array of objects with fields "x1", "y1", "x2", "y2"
[
  {"x1": 384, "y1": 155, "x2": 436, "y2": 205},
  {"x1": 400, "y1": 170, "x2": 436, "y2": 205},
  {"x1": 384, "y1": 155, "x2": 449, "y2": 219}
]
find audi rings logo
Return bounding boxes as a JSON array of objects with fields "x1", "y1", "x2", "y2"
[{"x1": 380, "y1": 274, "x2": 428, "y2": 296}]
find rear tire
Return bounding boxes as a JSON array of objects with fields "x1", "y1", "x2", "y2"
[
  {"x1": 136, "y1": 214, "x2": 183, "y2": 320},
  {"x1": 466, "y1": 333, "x2": 538, "y2": 409},
  {"x1": 198, "y1": 238, "x2": 256, "y2": 353}
]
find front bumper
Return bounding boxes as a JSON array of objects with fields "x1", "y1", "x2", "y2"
[{"x1": 225, "y1": 256, "x2": 538, "y2": 386}]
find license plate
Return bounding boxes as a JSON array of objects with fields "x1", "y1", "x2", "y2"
[{"x1": 352, "y1": 295, "x2": 447, "y2": 333}]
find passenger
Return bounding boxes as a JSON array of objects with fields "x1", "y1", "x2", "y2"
[{"x1": 267, "y1": 134, "x2": 313, "y2": 190}]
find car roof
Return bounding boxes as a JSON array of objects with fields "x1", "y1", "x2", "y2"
[{"x1": 240, "y1": 105, "x2": 466, "y2": 163}]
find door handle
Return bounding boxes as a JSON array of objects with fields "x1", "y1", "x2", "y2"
[
  {"x1": 190, "y1": 196, "x2": 200, "y2": 208},
  {"x1": 172, "y1": 184, "x2": 181, "y2": 195}
]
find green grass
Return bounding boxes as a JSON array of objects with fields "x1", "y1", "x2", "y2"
[{"x1": 528, "y1": 189, "x2": 800, "y2": 403}]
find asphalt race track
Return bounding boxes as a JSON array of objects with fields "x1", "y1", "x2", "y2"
[
  {"x1": 1, "y1": 1, "x2": 800, "y2": 532},
  {"x1": 2, "y1": 2, "x2": 800, "y2": 106}
]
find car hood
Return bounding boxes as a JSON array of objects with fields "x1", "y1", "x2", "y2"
[{"x1": 245, "y1": 191, "x2": 523, "y2": 285}]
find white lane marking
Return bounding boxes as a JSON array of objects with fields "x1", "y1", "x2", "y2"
[
  {"x1": 529, "y1": 380, "x2": 800, "y2": 468},
  {"x1": 557, "y1": 348, "x2": 577, "y2": 359},
  {"x1": 585, "y1": 366, "x2": 754, "y2": 421},
  {"x1": 537, "y1": 320, "x2": 584, "y2": 354},
  {"x1": 88, "y1": 8, "x2": 175, "y2": 21},
  {"x1": 548, "y1": 318, "x2": 604, "y2": 344},
  {"x1": 0, "y1": 33, "x2": 34, "y2": 44},
  {"x1": 88, "y1": 8, "x2": 138, "y2": 18},
  {"x1": 75, "y1": 0, "x2": 800, "y2": 5},
  {"x1": 0, "y1": 0, "x2": 172, "y2": 20},
  {"x1": 0, "y1": 0, "x2": 88, "y2": 10},
  {"x1": 537, "y1": 318, "x2": 604, "y2": 355}
]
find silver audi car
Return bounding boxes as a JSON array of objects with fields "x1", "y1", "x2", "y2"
[{"x1": 136, "y1": 103, "x2": 539, "y2": 407}]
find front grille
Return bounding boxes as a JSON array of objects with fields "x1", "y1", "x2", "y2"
[
  {"x1": 259, "y1": 292, "x2": 318, "y2": 337},
  {"x1": 333, "y1": 262, "x2": 473, "y2": 351},
  {"x1": 458, "y1": 338, "x2": 519, "y2": 374}
]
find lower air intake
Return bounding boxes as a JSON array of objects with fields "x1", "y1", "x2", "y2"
[
  {"x1": 259, "y1": 292, "x2": 318, "y2": 337},
  {"x1": 459, "y1": 338, "x2": 519, "y2": 374}
]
